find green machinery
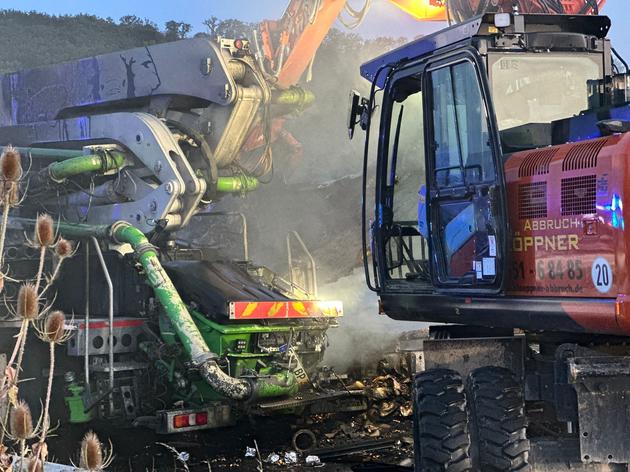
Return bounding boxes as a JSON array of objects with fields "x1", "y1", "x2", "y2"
[{"x1": 0, "y1": 34, "x2": 343, "y2": 433}]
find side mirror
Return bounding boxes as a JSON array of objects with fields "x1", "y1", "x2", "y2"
[{"x1": 347, "y1": 90, "x2": 369, "y2": 140}]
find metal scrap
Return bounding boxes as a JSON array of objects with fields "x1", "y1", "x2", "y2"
[
  {"x1": 305, "y1": 455, "x2": 322, "y2": 466},
  {"x1": 283, "y1": 451, "x2": 298, "y2": 464},
  {"x1": 309, "y1": 437, "x2": 402, "y2": 460}
]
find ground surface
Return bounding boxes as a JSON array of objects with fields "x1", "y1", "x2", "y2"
[
  {"x1": 44, "y1": 406, "x2": 413, "y2": 471},
  {"x1": 43, "y1": 358, "x2": 416, "y2": 471}
]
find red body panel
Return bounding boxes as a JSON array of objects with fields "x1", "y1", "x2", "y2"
[{"x1": 504, "y1": 133, "x2": 630, "y2": 333}]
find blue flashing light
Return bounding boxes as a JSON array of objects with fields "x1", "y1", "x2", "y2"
[{"x1": 605, "y1": 194, "x2": 624, "y2": 229}]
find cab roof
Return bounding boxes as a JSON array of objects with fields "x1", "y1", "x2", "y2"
[{"x1": 360, "y1": 13, "x2": 611, "y2": 88}]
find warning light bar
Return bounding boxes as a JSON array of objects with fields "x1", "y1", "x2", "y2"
[
  {"x1": 229, "y1": 300, "x2": 343, "y2": 320},
  {"x1": 388, "y1": 0, "x2": 447, "y2": 21}
]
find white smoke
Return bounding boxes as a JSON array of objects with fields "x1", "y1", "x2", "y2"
[{"x1": 319, "y1": 267, "x2": 428, "y2": 371}]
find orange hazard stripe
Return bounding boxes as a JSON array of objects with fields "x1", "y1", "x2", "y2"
[{"x1": 229, "y1": 300, "x2": 343, "y2": 320}]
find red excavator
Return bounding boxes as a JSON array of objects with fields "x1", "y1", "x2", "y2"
[{"x1": 349, "y1": 1, "x2": 630, "y2": 471}]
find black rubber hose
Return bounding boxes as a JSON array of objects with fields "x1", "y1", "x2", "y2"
[{"x1": 166, "y1": 119, "x2": 218, "y2": 197}]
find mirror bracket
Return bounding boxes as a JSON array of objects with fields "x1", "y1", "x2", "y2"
[{"x1": 347, "y1": 90, "x2": 370, "y2": 140}]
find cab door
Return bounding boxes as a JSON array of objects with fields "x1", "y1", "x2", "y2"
[{"x1": 424, "y1": 53, "x2": 507, "y2": 292}]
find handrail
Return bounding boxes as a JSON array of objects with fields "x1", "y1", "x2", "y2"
[
  {"x1": 84, "y1": 244, "x2": 90, "y2": 391},
  {"x1": 90, "y1": 237, "x2": 114, "y2": 416},
  {"x1": 286, "y1": 230, "x2": 318, "y2": 298}
]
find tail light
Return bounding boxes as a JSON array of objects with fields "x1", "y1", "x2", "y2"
[
  {"x1": 159, "y1": 404, "x2": 234, "y2": 434},
  {"x1": 172, "y1": 411, "x2": 209, "y2": 429}
]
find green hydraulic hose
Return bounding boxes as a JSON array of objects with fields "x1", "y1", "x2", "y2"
[
  {"x1": 109, "y1": 222, "x2": 211, "y2": 364},
  {"x1": 112, "y1": 221, "x2": 298, "y2": 399},
  {"x1": 108, "y1": 221, "x2": 257, "y2": 400},
  {"x1": 252, "y1": 371, "x2": 299, "y2": 399},
  {"x1": 48, "y1": 151, "x2": 126, "y2": 182},
  {"x1": 272, "y1": 87, "x2": 316, "y2": 108},
  {"x1": 216, "y1": 175, "x2": 259, "y2": 193},
  {"x1": 39, "y1": 221, "x2": 206, "y2": 360}
]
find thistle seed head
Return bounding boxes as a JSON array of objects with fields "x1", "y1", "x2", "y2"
[
  {"x1": 44, "y1": 310, "x2": 66, "y2": 344},
  {"x1": 35, "y1": 214, "x2": 55, "y2": 247},
  {"x1": 55, "y1": 238, "x2": 73, "y2": 259},
  {"x1": 80, "y1": 431, "x2": 103, "y2": 471},
  {"x1": 0, "y1": 146, "x2": 22, "y2": 181},
  {"x1": 17, "y1": 283, "x2": 39, "y2": 320},
  {"x1": 10, "y1": 400, "x2": 33, "y2": 440}
]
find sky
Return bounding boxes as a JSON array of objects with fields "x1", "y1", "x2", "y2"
[{"x1": 1, "y1": 0, "x2": 627, "y2": 58}]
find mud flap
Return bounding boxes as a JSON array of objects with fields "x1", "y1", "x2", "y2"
[{"x1": 568, "y1": 356, "x2": 630, "y2": 464}]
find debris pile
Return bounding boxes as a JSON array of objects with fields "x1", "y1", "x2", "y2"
[{"x1": 234, "y1": 352, "x2": 417, "y2": 471}]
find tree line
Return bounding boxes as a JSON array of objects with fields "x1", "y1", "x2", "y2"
[{"x1": 0, "y1": 9, "x2": 402, "y2": 74}]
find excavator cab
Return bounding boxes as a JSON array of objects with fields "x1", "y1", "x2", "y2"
[
  {"x1": 354, "y1": 12, "x2": 619, "y2": 310},
  {"x1": 380, "y1": 52, "x2": 508, "y2": 294},
  {"x1": 354, "y1": 15, "x2": 514, "y2": 298}
]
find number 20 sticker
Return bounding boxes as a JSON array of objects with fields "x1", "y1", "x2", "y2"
[{"x1": 591, "y1": 257, "x2": 613, "y2": 293}]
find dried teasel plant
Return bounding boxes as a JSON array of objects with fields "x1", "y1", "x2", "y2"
[
  {"x1": 39, "y1": 310, "x2": 70, "y2": 344},
  {"x1": 41, "y1": 238, "x2": 76, "y2": 297},
  {"x1": 27, "y1": 214, "x2": 56, "y2": 293},
  {"x1": 5, "y1": 282, "x2": 54, "y2": 392},
  {"x1": 20, "y1": 214, "x2": 58, "y2": 302},
  {"x1": 6, "y1": 400, "x2": 42, "y2": 471},
  {"x1": 77, "y1": 431, "x2": 114, "y2": 471},
  {"x1": 13, "y1": 283, "x2": 41, "y2": 377},
  {"x1": 0, "y1": 146, "x2": 23, "y2": 182},
  {"x1": 34, "y1": 214, "x2": 55, "y2": 249},
  {"x1": 16, "y1": 283, "x2": 39, "y2": 321},
  {"x1": 34, "y1": 311, "x2": 72, "y2": 448},
  {"x1": 23, "y1": 215, "x2": 75, "y2": 298},
  {"x1": 2, "y1": 284, "x2": 39, "y2": 390},
  {"x1": 0, "y1": 146, "x2": 23, "y2": 270},
  {"x1": 0, "y1": 283, "x2": 43, "y2": 445},
  {"x1": 9, "y1": 400, "x2": 33, "y2": 442},
  {"x1": 55, "y1": 239, "x2": 73, "y2": 259}
]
